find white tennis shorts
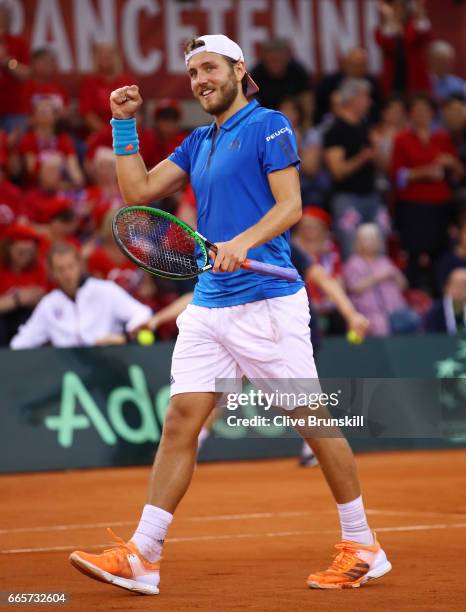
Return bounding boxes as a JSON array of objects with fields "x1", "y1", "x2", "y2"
[{"x1": 170, "y1": 288, "x2": 319, "y2": 400}]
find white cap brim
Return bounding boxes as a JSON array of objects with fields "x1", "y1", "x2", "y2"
[{"x1": 185, "y1": 34, "x2": 259, "y2": 97}]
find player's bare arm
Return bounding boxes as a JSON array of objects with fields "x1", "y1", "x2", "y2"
[
  {"x1": 212, "y1": 166, "x2": 301, "y2": 272},
  {"x1": 110, "y1": 85, "x2": 188, "y2": 204}
]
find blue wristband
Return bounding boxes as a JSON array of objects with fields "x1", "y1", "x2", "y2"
[{"x1": 110, "y1": 117, "x2": 139, "y2": 155}]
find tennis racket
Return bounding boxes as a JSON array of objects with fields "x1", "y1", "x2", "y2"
[{"x1": 112, "y1": 206, "x2": 298, "y2": 282}]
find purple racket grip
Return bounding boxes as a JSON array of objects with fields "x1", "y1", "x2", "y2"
[{"x1": 242, "y1": 258, "x2": 298, "y2": 282}]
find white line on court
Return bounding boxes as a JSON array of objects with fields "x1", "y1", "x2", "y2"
[
  {"x1": 2, "y1": 508, "x2": 466, "y2": 536},
  {"x1": 0, "y1": 521, "x2": 133, "y2": 536},
  {"x1": 2, "y1": 522, "x2": 466, "y2": 554},
  {"x1": 0, "y1": 511, "x2": 314, "y2": 535},
  {"x1": 366, "y1": 509, "x2": 466, "y2": 518}
]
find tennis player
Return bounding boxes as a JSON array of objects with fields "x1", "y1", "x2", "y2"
[{"x1": 70, "y1": 34, "x2": 391, "y2": 593}]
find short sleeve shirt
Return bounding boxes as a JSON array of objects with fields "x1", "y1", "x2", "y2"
[
  {"x1": 169, "y1": 100, "x2": 304, "y2": 307},
  {"x1": 19, "y1": 131, "x2": 75, "y2": 158}
]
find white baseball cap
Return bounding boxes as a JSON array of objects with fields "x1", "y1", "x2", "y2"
[{"x1": 184, "y1": 34, "x2": 259, "y2": 97}]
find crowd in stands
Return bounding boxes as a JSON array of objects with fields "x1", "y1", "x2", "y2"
[{"x1": 1, "y1": 0, "x2": 466, "y2": 347}]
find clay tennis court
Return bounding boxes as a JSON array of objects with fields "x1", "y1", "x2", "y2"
[{"x1": 1, "y1": 448, "x2": 465, "y2": 611}]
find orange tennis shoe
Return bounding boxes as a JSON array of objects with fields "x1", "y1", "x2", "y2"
[
  {"x1": 69, "y1": 528, "x2": 160, "y2": 595},
  {"x1": 307, "y1": 532, "x2": 392, "y2": 589}
]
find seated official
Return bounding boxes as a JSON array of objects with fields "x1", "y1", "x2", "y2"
[{"x1": 10, "y1": 242, "x2": 151, "y2": 349}]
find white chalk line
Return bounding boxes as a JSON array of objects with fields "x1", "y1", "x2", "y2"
[
  {"x1": 367, "y1": 509, "x2": 466, "y2": 518},
  {"x1": 2, "y1": 522, "x2": 466, "y2": 555},
  {"x1": 1, "y1": 507, "x2": 465, "y2": 537},
  {"x1": 0, "y1": 511, "x2": 313, "y2": 536}
]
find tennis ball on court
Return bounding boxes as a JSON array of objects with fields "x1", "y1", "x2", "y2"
[
  {"x1": 347, "y1": 330, "x2": 364, "y2": 345},
  {"x1": 137, "y1": 329, "x2": 155, "y2": 346}
]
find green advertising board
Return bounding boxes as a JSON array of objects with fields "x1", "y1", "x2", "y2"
[{"x1": 1, "y1": 335, "x2": 465, "y2": 473}]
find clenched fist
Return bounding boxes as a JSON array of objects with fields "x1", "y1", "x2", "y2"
[{"x1": 110, "y1": 85, "x2": 143, "y2": 119}]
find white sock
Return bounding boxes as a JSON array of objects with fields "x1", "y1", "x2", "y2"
[
  {"x1": 131, "y1": 504, "x2": 173, "y2": 562},
  {"x1": 336, "y1": 496, "x2": 373, "y2": 546},
  {"x1": 197, "y1": 426, "x2": 210, "y2": 450}
]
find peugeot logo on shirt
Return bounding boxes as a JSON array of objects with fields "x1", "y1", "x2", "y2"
[{"x1": 265, "y1": 127, "x2": 292, "y2": 142}]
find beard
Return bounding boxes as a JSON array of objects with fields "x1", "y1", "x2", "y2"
[{"x1": 198, "y1": 75, "x2": 239, "y2": 116}]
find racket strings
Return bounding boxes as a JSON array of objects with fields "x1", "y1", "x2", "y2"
[{"x1": 115, "y1": 211, "x2": 205, "y2": 276}]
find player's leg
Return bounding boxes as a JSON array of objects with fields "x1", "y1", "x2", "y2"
[
  {"x1": 303, "y1": 435, "x2": 360, "y2": 502},
  {"x1": 69, "y1": 392, "x2": 215, "y2": 595},
  {"x1": 147, "y1": 392, "x2": 216, "y2": 511},
  {"x1": 70, "y1": 304, "x2": 237, "y2": 595},
  {"x1": 289, "y1": 407, "x2": 392, "y2": 589},
  {"x1": 228, "y1": 288, "x2": 391, "y2": 589}
]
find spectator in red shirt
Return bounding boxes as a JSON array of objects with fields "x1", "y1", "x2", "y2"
[
  {"x1": 86, "y1": 210, "x2": 141, "y2": 293},
  {"x1": 375, "y1": 0, "x2": 432, "y2": 96},
  {"x1": 0, "y1": 3, "x2": 30, "y2": 133},
  {"x1": 17, "y1": 99, "x2": 83, "y2": 187},
  {"x1": 37, "y1": 198, "x2": 81, "y2": 259},
  {"x1": 20, "y1": 47, "x2": 70, "y2": 116},
  {"x1": 80, "y1": 42, "x2": 135, "y2": 133},
  {"x1": 391, "y1": 93, "x2": 464, "y2": 293},
  {"x1": 84, "y1": 125, "x2": 112, "y2": 169},
  {"x1": 0, "y1": 128, "x2": 9, "y2": 172},
  {"x1": 0, "y1": 224, "x2": 47, "y2": 345},
  {"x1": 144, "y1": 99, "x2": 187, "y2": 168},
  {"x1": 0, "y1": 129, "x2": 6, "y2": 155},
  {"x1": 0, "y1": 155, "x2": 23, "y2": 237},
  {"x1": 79, "y1": 146, "x2": 123, "y2": 235},
  {"x1": 21, "y1": 153, "x2": 74, "y2": 225},
  {"x1": 0, "y1": 122, "x2": 22, "y2": 179}
]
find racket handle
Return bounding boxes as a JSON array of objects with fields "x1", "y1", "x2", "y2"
[{"x1": 242, "y1": 258, "x2": 299, "y2": 282}]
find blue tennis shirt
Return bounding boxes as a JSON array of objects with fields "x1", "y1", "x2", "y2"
[{"x1": 168, "y1": 99, "x2": 304, "y2": 307}]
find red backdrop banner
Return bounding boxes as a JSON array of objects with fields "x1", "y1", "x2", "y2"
[{"x1": 7, "y1": 0, "x2": 466, "y2": 99}]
